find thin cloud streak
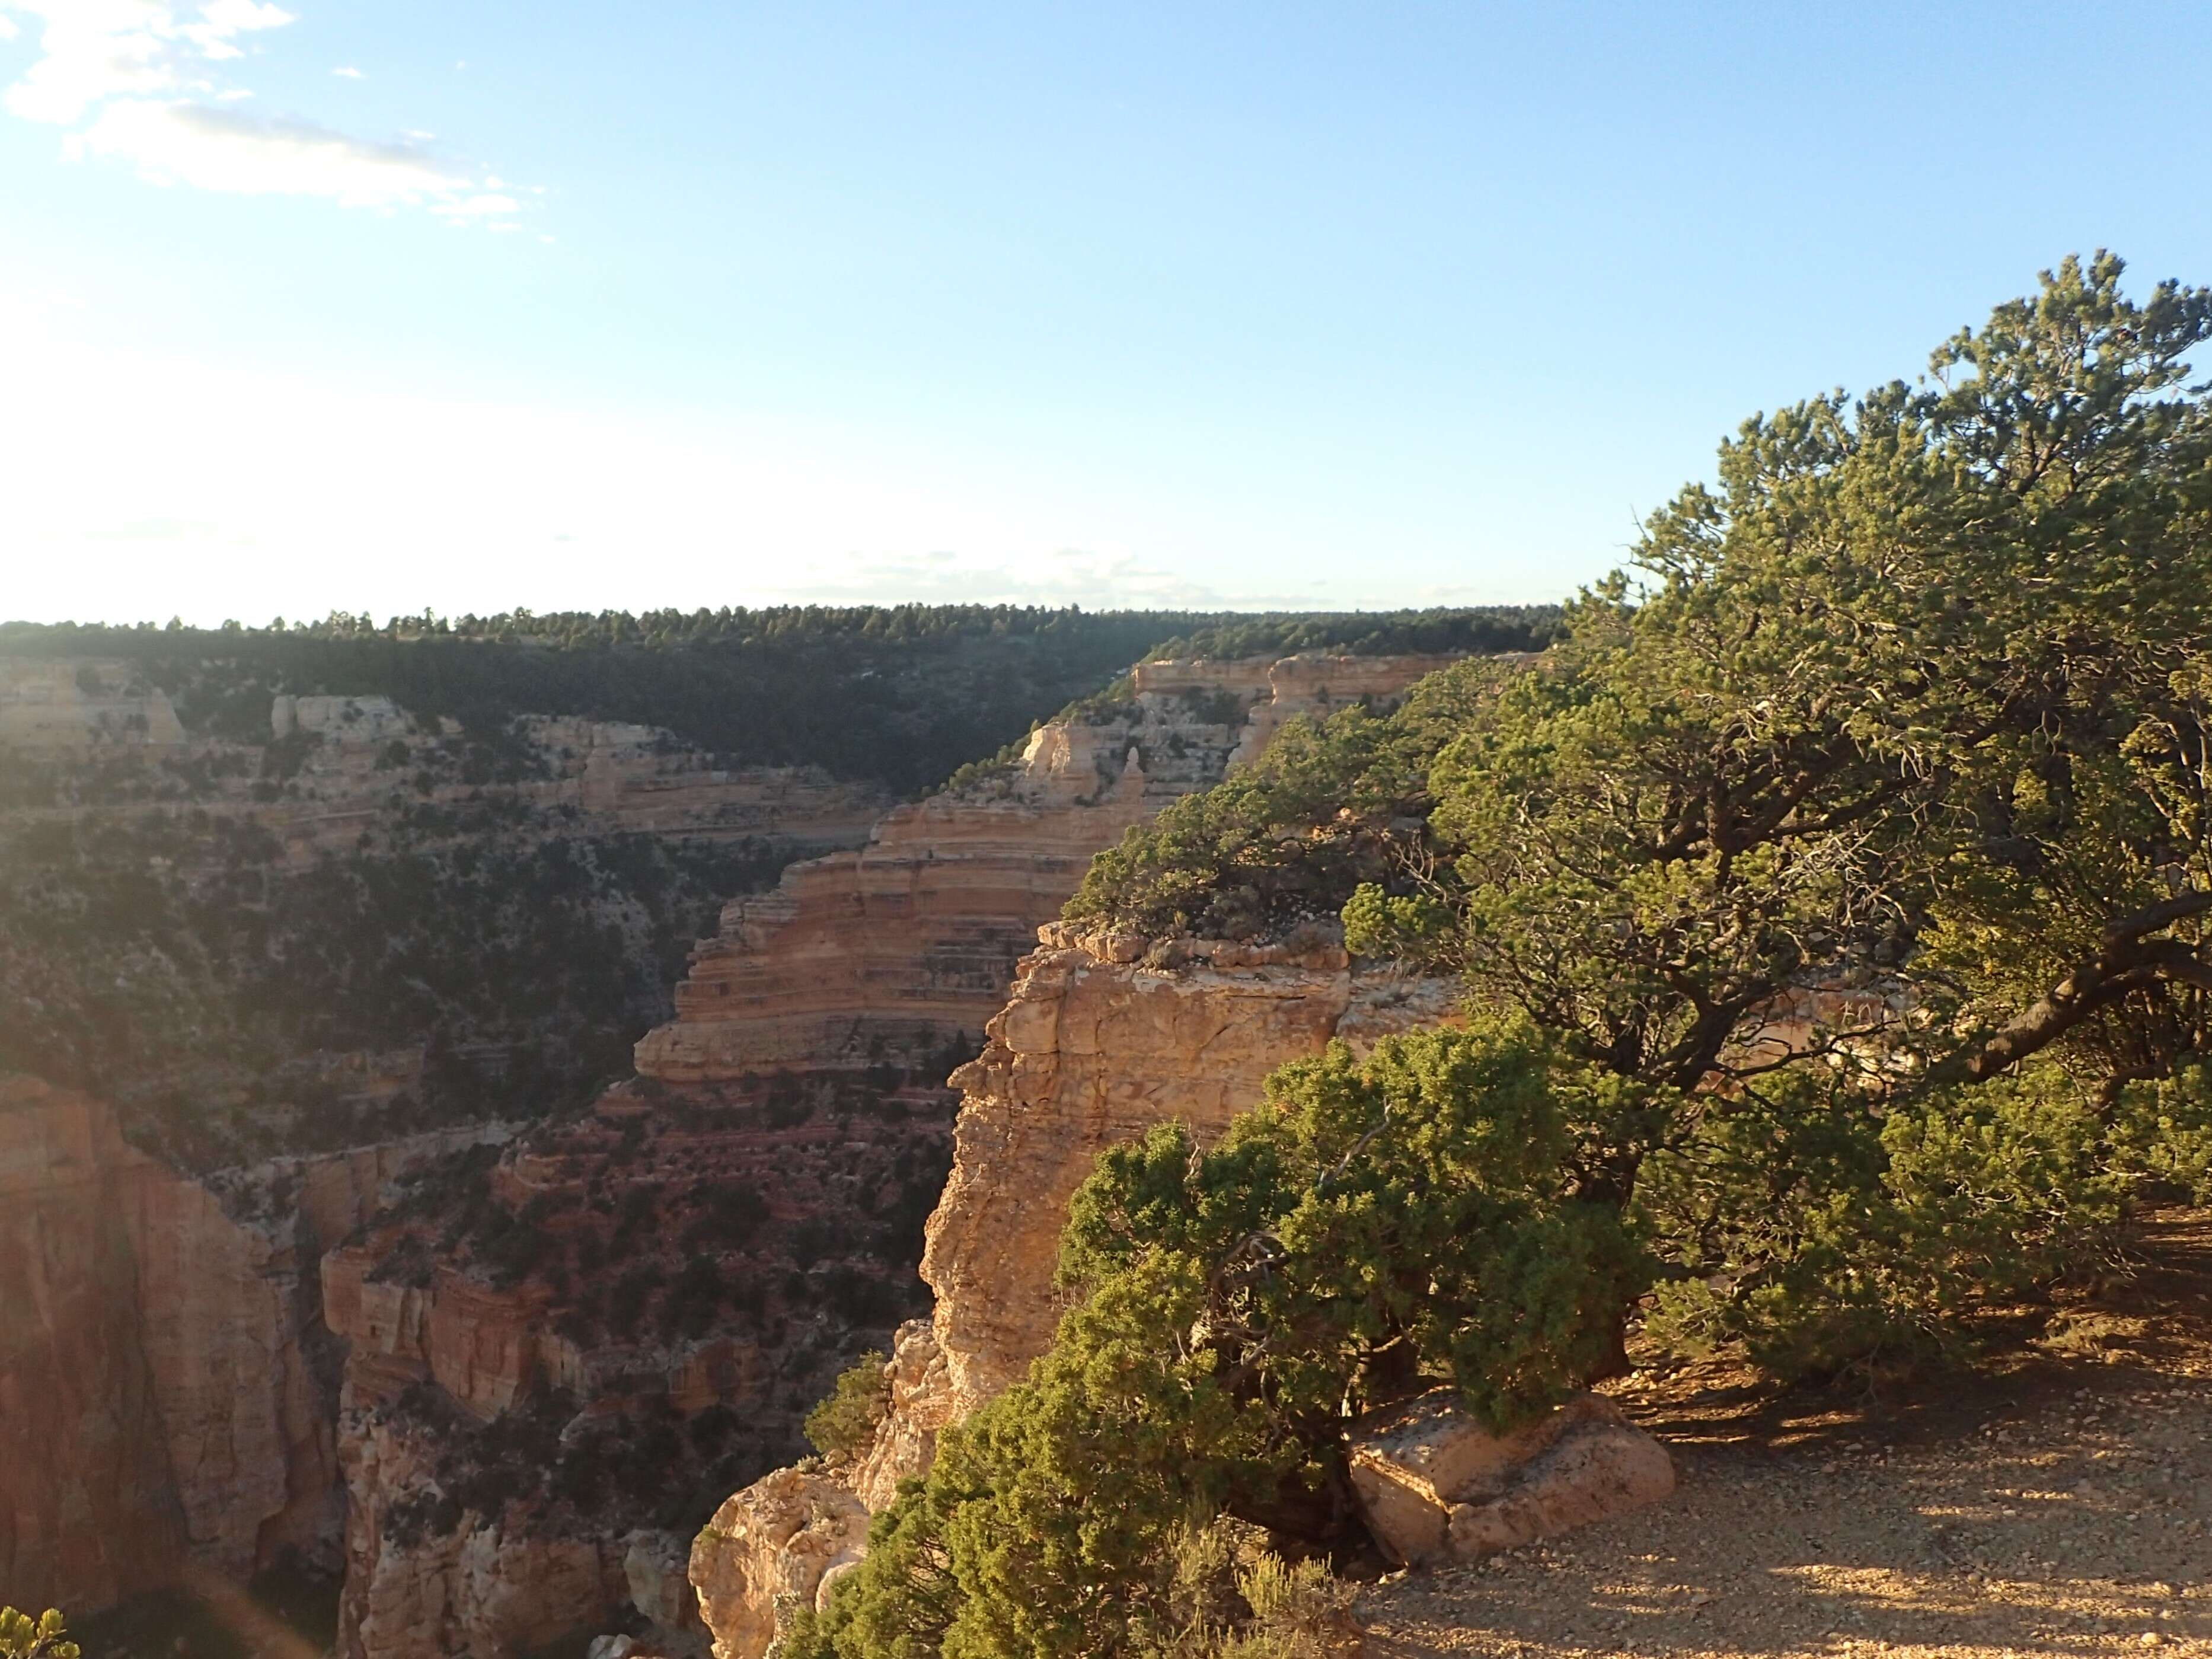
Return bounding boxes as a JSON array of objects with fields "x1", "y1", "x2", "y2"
[{"x1": 0, "y1": 0, "x2": 534, "y2": 221}]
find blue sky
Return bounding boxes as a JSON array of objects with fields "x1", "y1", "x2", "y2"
[{"x1": 4, "y1": 1, "x2": 2209, "y2": 625}]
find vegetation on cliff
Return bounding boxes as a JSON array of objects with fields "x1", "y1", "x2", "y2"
[
  {"x1": 1142, "y1": 608, "x2": 1561, "y2": 666},
  {"x1": 807, "y1": 1351, "x2": 894, "y2": 1462},
  {"x1": 0, "y1": 811, "x2": 789, "y2": 1165},
  {"x1": 795, "y1": 254, "x2": 2212, "y2": 1656}
]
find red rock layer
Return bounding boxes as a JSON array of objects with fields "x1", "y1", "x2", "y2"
[
  {"x1": 0, "y1": 1076, "x2": 493, "y2": 1613},
  {"x1": 0, "y1": 1079, "x2": 187, "y2": 1612}
]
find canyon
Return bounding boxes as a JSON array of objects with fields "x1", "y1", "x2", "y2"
[
  {"x1": 0, "y1": 641, "x2": 1466, "y2": 1656},
  {"x1": 1, "y1": 659, "x2": 884, "y2": 1626},
  {"x1": 325, "y1": 650, "x2": 1461, "y2": 1657}
]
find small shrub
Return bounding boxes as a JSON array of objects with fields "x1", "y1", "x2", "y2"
[{"x1": 802, "y1": 1351, "x2": 889, "y2": 1462}]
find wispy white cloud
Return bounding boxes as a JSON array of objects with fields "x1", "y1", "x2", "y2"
[
  {"x1": 328, "y1": 62, "x2": 358, "y2": 78},
  {"x1": 0, "y1": 1, "x2": 532, "y2": 222},
  {"x1": 73, "y1": 101, "x2": 478, "y2": 206}
]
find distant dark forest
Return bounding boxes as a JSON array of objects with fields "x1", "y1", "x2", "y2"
[{"x1": 1, "y1": 604, "x2": 1563, "y2": 794}]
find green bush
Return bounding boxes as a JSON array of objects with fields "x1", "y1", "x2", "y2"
[
  {"x1": 1641, "y1": 1063, "x2": 2212, "y2": 1378},
  {"x1": 787, "y1": 1021, "x2": 1646, "y2": 1658},
  {"x1": 805, "y1": 1351, "x2": 892, "y2": 1462}
]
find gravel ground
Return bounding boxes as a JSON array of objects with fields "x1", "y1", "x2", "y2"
[{"x1": 1358, "y1": 1214, "x2": 2212, "y2": 1659}]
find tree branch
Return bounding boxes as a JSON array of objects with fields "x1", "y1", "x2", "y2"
[{"x1": 1927, "y1": 891, "x2": 2212, "y2": 1087}]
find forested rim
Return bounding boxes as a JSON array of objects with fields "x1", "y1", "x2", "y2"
[
  {"x1": 0, "y1": 604, "x2": 1562, "y2": 795},
  {"x1": 788, "y1": 255, "x2": 2212, "y2": 1659}
]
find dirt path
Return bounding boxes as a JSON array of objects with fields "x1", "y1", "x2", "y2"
[{"x1": 1358, "y1": 1213, "x2": 2212, "y2": 1658}]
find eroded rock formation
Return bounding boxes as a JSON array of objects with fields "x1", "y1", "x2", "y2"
[
  {"x1": 690, "y1": 1469, "x2": 868, "y2": 1659},
  {"x1": 924, "y1": 926, "x2": 1458, "y2": 1414},
  {"x1": 0, "y1": 1075, "x2": 499, "y2": 1615},
  {"x1": 323, "y1": 1067, "x2": 952, "y2": 1658},
  {"x1": 0, "y1": 668, "x2": 888, "y2": 1635},
  {"x1": 688, "y1": 932, "x2": 1458, "y2": 1658},
  {"x1": 636, "y1": 653, "x2": 1460, "y2": 1082}
]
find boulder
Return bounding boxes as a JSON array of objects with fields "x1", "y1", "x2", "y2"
[
  {"x1": 1349, "y1": 1390, "x2": 1674, "y2": 1564},
  {"x1": 690, "y1": 1467, "x2": 870, "y2": 1659}
]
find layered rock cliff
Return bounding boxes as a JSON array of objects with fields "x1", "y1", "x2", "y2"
[
  {"x1": 321, "y1": 1060, "x2": 961, "y2": 1658},
  {"x1": 636, "y1": 653, "x2": 1458, "y2": 1082},
  {"x1": 923, "y1": 924, "x2": 1457, "y2": 1418},
  {"x1": 0, "y1": 662, "x2": 886, "y2": 1635}
]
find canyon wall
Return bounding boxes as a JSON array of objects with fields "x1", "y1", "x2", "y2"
[
  {"x1": 334, "y1": 652, "x2": 1461, "y2": 1659},
  {"x1": 0, "y1": 1075, "x2": 500, "y2": 1615},
  {"x1": 0, "y1": 656, "x2": 187, "y2": 749},
  {"x1": 2, "y1": 668, "x2": 885, "y2": 864},
  {"x1": 636, "y1": 652, "x2": 1458, "y2": 1081},
  {"x1": 0, "y1": 663, "x2": 885, "y2": 1633}
]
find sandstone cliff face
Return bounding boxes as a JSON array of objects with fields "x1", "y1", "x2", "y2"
[
  {"x1": 2, "y1": 663, "x2": 885, "y2": 866},
  {"x1": 690, "y1": 1469, "x2": 868, "y2": 1659},
  {"x1": 0, "y1": 657, "x2": 186, "y2": 749},
  {"x1": 905, "y1": 928, "x2": 1455, "y2": 1469},
  {"x1": 688, "y1": 936, "x2": 1457, "y2": 1658},
  {"x1": 0, "y1": 1079, "x2": 186, "y2": 1614},
  {"x1": 0, "y1": 1075, "x2": 499, "y2": 1615}
]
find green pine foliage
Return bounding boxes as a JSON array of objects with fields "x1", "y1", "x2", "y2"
[
  {"x1": 0, "y1": 1608, "x2": 78, "y2": 1659},
  {"x1": 803, "y1": 254, "x2": 2212, "y2": 1652},
  {"x1": 806, "y1": 1351, "x2": 893, "y2": 1462},
  {"x1": 790, "y1": 1021, "x2": 1647, "y2": 1658}
]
